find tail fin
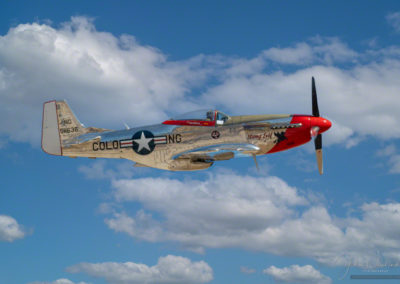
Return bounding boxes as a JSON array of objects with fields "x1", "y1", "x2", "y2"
[{"x1": 42, "y1": 100, "x2": 85, "y2": 156}]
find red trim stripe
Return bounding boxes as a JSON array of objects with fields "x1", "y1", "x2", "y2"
[{"x1": 54, "y1": 101, "x2": 63, "y2": 156}]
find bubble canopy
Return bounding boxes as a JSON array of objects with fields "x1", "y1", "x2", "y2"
[
  {"x1": 163, "y1": 110, "x2": 230, "y2": 126},
  {"x1": 171, "y1": 110, "x2": 215, "y2": 121}
]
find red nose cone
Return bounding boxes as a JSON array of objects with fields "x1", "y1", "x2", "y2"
[{"x1": 311, "y1": 117, "x2": 332, "y2": 133}]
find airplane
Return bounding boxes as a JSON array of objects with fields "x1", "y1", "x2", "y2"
[{"x1": 42, "y1": 77, "x2": 332, "y2": 173}]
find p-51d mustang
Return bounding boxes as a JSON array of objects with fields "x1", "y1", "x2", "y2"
[{"x1": 42, "y1": 77, "x2": 331, "y2": 173}]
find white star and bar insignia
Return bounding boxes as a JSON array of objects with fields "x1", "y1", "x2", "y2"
[{"x1": 120, "y1": 130, "x2": 167, "y2": 155}]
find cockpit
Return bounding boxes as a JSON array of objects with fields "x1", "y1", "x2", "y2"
[
  {"x1": 215, "y1": 111, "x2": 229, "y2": 124},
  {"x1": 163, "y1": 110, "x2": 230, "y2": 126}
]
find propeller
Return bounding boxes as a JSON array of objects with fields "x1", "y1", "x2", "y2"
[
  {"x1": 312, "y1": 77, "x2": 320, "y2": 117},
  {"x1": 311, "y1": 77, "x2": 324, "y2": 175}
]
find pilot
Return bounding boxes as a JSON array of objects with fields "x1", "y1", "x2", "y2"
[{"x1": 206, "y1": 111, "x2": 214, "y2": 121}]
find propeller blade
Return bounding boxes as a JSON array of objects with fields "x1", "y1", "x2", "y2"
[
  {"x1": 314, "y1": 133, "x2": 322, "y2": 150},
  {"x1": 314, "y1": 134, "x2": 323, "y2": 174},
  {"x1": 316, "y1": 148, "x2": 323, "y2": 175},
  {"x1": 312, "y1": 77, "x2": 320, "y2": 117},
  {"x1": 312, "y1": 77, "x2": 323, "y2": 174},
  {"x1": 315, "y1": 149, "x2": 324, "y2": 175}
]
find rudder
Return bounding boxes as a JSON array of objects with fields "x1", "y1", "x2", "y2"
[{"x1": 42, "y1": 100, "x2": 85, "y2": 156}]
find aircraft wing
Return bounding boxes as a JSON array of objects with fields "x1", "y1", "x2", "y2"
[
  {"x1": 225, "y1": 114, "x2": 291, "y2": 125},
  {"x1": 243, "y1": 121, "x2": 302, "y2": 130},
  {"x1": 173, "y1": 143, "x2": 260, "y2": 162}
]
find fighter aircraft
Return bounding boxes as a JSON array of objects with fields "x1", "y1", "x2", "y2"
[{"x1": 42, "y1": 77, "x2": 331, "y2": 173}]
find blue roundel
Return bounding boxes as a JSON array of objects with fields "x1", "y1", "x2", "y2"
[{"x1": 132, "y1": 130, "x2": 155, "y2": 155}]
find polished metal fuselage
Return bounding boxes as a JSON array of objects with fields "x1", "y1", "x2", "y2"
[{"x1": 62, "y1": 117, "x2": 296, "y2": 171}]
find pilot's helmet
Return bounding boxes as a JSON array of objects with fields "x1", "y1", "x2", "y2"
[{"x1": 206, "y1": 111, "x2": 214, "y2": 120}]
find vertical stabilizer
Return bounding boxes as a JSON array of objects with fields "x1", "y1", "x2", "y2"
[
  {"x1": 42, "y1": 100, "x2": 86, "y2": 156},
  {"x1": 55, "y1": 100, "x2": 85, "y2": 142}
]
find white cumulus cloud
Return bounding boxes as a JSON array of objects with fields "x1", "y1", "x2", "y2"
[
  {"x1": 240, "y1": 266, "x2": 256, "y2": 274},
  {"x1": 0, "y1": 17, "x2": 208, "y2": 145},
  {"x1": 1, "y1": 18, "x2": 400, "y2": 149},
  {"x1": 101, "y1": 173, "x2": 400, "y2": 267},
  {"x1": 78, "y1": 160, "x2": 137, "y2": 180},
  {"x1": 263, "y1": 264, "x2": 332, "y2": 284},
  {"x1": 387, "y1": 12, "x2": 400, "y2": 32},
  {"x1": 28, "y1": 278, "x2": 89, "y2": 284},
  {"x1": 0, "y1": 214, "x2": 26, "y2": 242},
  {"x1": 202, "y1": 60, "x2": 400, "y2": 146},
  {"x1": 263, "y1": 37, "x2": 357, "y2": 65},
  {"x1": 106, "y1": 173, "x2": 307, "y2": 252},
  {"x1": 376, "y1": 144, "x2": 400, "y2": 174},
  {"x1": 67, "y1": 255, "x2": 213, "y2": 284}
]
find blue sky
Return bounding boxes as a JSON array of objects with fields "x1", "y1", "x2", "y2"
[{"x1": 1, "y1": 1, "x2": 400, "y2": 283}]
